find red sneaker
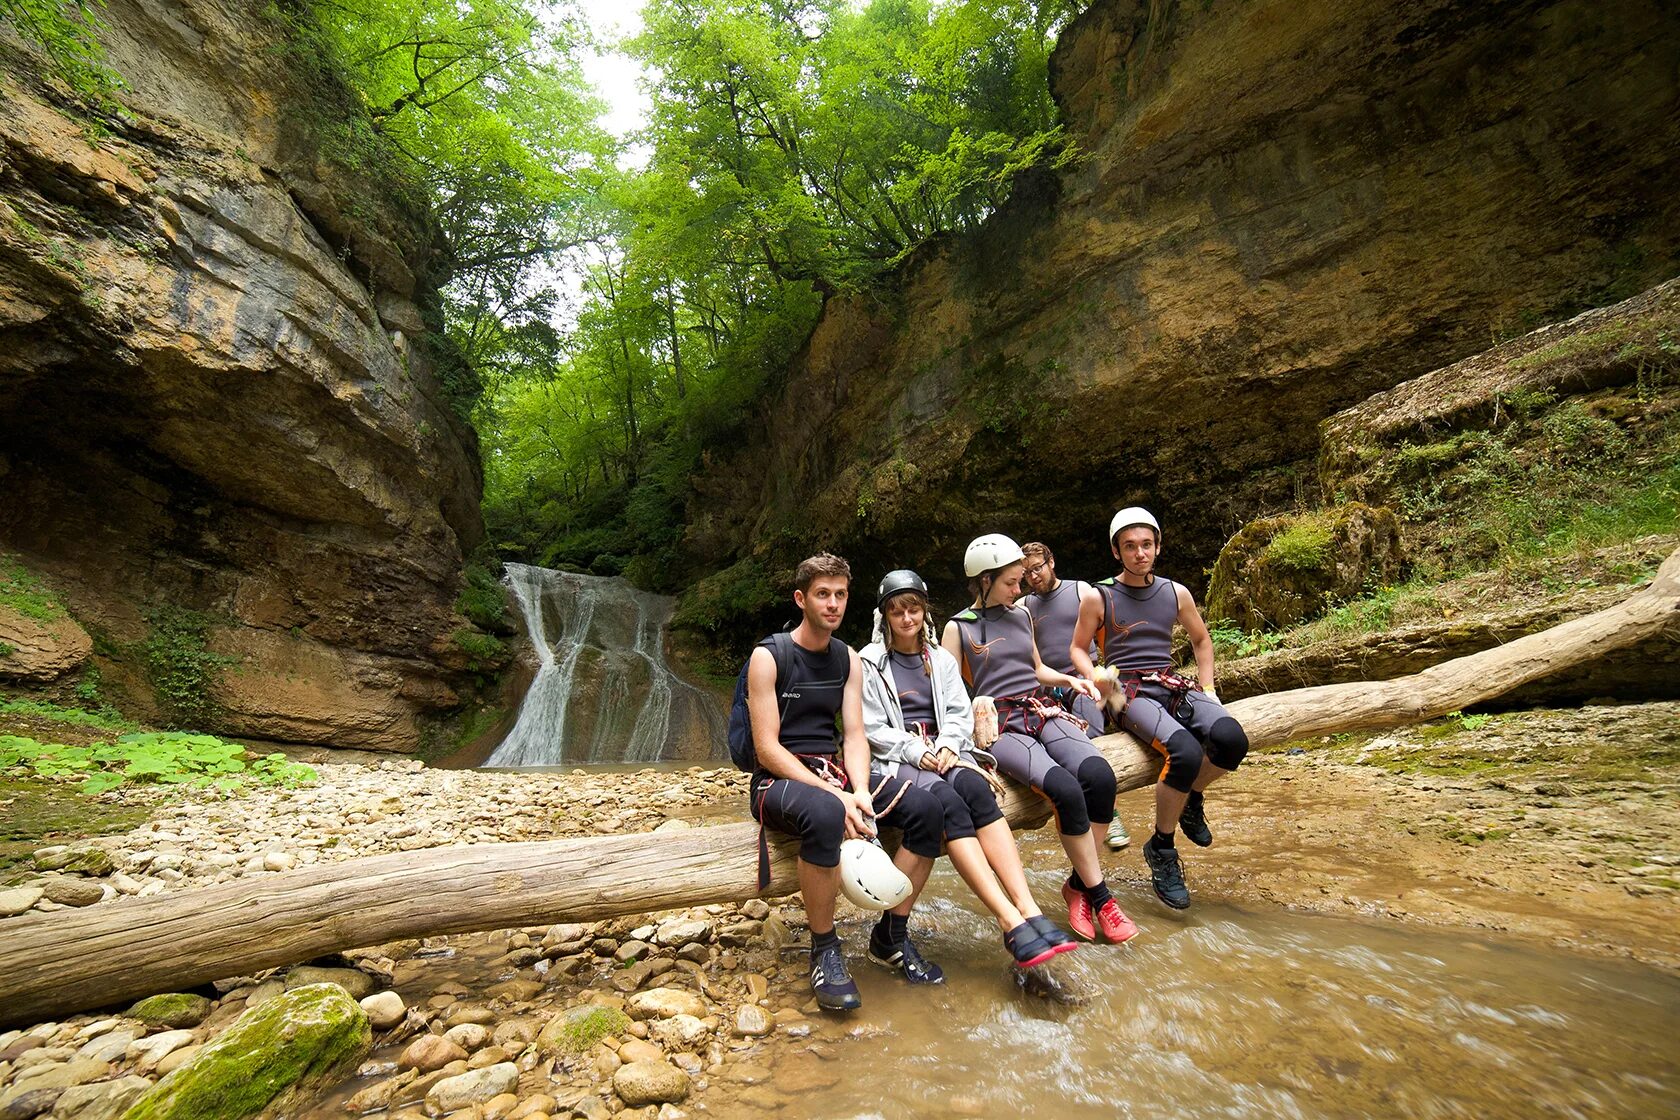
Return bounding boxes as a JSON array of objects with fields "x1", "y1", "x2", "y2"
[
  {"x1": 1061, "y1": 879, "x2": 1095, "y2": 940},
  {"x1": 1095, "y1": 897, "x2": 1138, "y2": 944}
]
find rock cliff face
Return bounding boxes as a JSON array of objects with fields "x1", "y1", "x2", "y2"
[
  {"x1": 0, "y1": 1, "x2": 485, "y2": 749},
  {"x1": 683, "y1": 0, "x2": 1680, "y2": 606}
]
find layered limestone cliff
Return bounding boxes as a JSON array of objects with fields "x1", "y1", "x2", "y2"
[
  {"x1": 682, "y1": 0, "x2": 1680, "y2": 609},
  {"x1": 0, "y1": 1, "x2": 486, "y2": 750}
]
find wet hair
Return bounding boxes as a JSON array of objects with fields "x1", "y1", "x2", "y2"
[
  {"x1": 794, "y1": 552, "x2": 851, "y2": 592},
  {"x1": 1022, "y1": 542, "x2": 1054, "y2": 565}
]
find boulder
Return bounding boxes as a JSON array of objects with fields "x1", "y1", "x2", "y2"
[
  {"x1": 117, "y1": 983, "x2": 369, "y2": 1120},
  {"x1": 0, "y1": 600, "x2": 91, "y2": 683},
  {"x1": 284, "y1": 966, "x2": 376, "y2": 1000},
  {"x1": 127, "y1": 994, "x2": 212, "y2": 1029},
  {"x1": 1206, "y1": 504, "x2": 1405, "y2": 631}
]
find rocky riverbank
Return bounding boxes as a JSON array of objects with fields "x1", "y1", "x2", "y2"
[{"x1": 2, "y1": 702, "x2": 1677, "y2": 1117}]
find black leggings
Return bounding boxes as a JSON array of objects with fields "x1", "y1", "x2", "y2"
[
  {"x1": 753, "y1": 768, "x2": 945, "y2": 867},
  {"x1": 988, "y1": 711, "x2": 1117, "y2": 836},
  {"x1": 1118, "y1": 685, "x2": 1249, "y2": 793},
  {"x1": 887, "y1": 763, "x2": 1005, "y2": 841}
]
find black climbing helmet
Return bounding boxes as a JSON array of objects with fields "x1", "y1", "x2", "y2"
[{"x1": 877, "y1": 569, "x2": 928, "y2": 609}]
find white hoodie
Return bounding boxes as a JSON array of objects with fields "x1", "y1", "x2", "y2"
[{"x1": 860, "y1": 607, "x2": 975, "y2": 772}]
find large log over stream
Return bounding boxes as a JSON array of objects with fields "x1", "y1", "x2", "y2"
[{"x1": 0, "y1": 549, "x2": 1674, "y2": 1029}]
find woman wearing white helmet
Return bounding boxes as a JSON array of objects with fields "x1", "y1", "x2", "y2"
[
  {"x1": 940, "y1": 535, "x2": 1138, "y2": 945},
  {"x1": 861, "y1": 570, "x2": 1078, "y2": 968}
]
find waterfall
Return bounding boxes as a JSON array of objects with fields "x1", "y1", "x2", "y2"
[{"x1": 485, "y1": 564, "x2": 726, "y2": 767}]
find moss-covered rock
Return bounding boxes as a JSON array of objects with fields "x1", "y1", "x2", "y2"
[
  {"x1": 33, "y1": 847, "x2": 116, "y2": 876},
  {"x1": 127, "y1": 993, "x2": 213, "y2": 1029},
  {"x1": 119, "y1": 983, "x2": 369, "y2": 1120},
  {"x1": 537, "y1": 1004, "x2": 631, "y2": 1057},
  {"x1": 1207, "y1": 504, "x2": 1406, "y2": 631}
]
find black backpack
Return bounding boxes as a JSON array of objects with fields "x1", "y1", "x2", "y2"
[{"x1": 726, "y1": 632, "x2": 795, "y2": 771}]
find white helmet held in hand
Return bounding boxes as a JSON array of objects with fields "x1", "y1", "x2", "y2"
[
  {"x1": 964, "y1": 533, "x2": 1024, "y2": 577},
  {"x1": 1109, "y1": 507, "x2": 1161, "y2": 545},
  {"x1": 839, "y1": 838, "x2": 913, "y2": 910}
]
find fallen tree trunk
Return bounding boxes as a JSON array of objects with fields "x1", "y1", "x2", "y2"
[{"x1": 0, "y1": 547, "x2": 1673, "y2": 1029}]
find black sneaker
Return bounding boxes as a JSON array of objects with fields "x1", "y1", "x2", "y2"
[
  {"x1": 1025, "y1": 914, "x2": 1079, "y2": 955},
  {"x1": 1179, "y1": 791, "x2": 1213, "y2": 848},
  {"x1": 810, "y1": 942, "x2": 862, "y2": 1010},
  {"x1": 1003, "y1": 923, "x2": 1060, "y2": 968},
  {"x1": 868, "y1": 929, "x2": 945, "y2": 984},
  {"x1": 1143, "y1": 839, "x2": 1191, "y2": 910}
]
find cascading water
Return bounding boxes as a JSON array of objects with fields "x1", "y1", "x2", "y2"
[{"x1": 485, "y1": 564, "x2": 725, "y2": 767}]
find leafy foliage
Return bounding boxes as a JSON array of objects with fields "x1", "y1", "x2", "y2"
[
  {"x1": 141, "y1": 608, "x2": 238, "y2": 731},
  {"x1": 0, "y1": 554, "x2": 64, "y2": 621},
  {"x1": 479, "y1": 0, "x2": 1082, "y2": 596},
  {"x1": 0, "y1": 731, "x2": 316, "y2": 795},
  {"x1": 0, "y1": 0, "x2": 125, "y2": 103}
]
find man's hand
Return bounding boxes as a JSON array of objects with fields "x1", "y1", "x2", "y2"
[{"x1": 837, "y1": 788, "x2": 876, "y2": 839}]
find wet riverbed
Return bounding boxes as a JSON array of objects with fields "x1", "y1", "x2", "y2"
[{"x1": 724, "y1": 832, "x2": 1680, "y2": 1119}]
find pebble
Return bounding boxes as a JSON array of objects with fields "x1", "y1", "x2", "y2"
[
  {"x1": 0, "y1": 888, "x2": 44, "y2": 917},
  {"x1": 400, "y1": 1035, "x2": 468, "y2": 1073},
  {"x1": 426, "y1": 1062, "x2": 519, "y2": 1114},
  {"x1": 361, "y1": 990, "x2": 407, "y2": 1030},
  {"x1": 613, "y1": 1060, "x2": 692, "y2": 1107},
  {"x1": 627, "y1": 990, "x2": 706, "y2": 1022}
]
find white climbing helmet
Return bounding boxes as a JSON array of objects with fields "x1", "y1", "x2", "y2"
[
  {"x1": 963, "y1": 533, "x2": 1025, "y2": 577},
  {"x1": 1108, "y1": 507, "x2": 1161, "y2": 545},
  {"x1": 838, "y1": 838, "x2": 913, "y2": 910}
]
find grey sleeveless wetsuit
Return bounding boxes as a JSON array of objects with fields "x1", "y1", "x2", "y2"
[
  {"x1": 1024, "y1": 579, "x2": 1103, "y2": 729},
  {"x1": 1094, "y1": 576, "x2": 1250, "y2": 792},
  {"x1": 950, "y1": 605, "x2": 1114, "y2": 835}
]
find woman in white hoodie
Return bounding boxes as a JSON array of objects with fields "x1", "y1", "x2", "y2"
[{"x1": 861, "y1": 569, "x2": 1077, "y2": 968}]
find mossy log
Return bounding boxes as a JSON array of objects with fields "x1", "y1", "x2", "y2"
[{"x1": 0, "y1": 548, "x2": 1674, "y2": 1030}]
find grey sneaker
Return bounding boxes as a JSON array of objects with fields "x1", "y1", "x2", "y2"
[{"x1": 1106, "y1": 817, "x2": 1131, "y2": 850}]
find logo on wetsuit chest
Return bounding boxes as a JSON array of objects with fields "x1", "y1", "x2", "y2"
[{"x1": 780, "y1": 690, "x2": 801, "y2": 700}]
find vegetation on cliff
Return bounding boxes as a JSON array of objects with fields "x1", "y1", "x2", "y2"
[{"x1": 474, "y1": 0, "x2": 1082, "y2": 590}]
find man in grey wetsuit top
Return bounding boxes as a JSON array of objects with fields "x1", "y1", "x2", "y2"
[
  {"x1": 1070, "y1": 508, "x2": 1250, "y2": 910},
  {"x1": 1021, "y1": 541, "x2": 1130, "y2": 850}
]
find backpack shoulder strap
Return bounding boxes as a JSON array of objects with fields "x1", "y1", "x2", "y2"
[{"x1": 767, "y1": 633, "x2": 796, "y2": 720}]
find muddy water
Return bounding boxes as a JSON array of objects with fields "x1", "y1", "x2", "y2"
[{"x1": 728, "y1": 832, "x2": 1680, "y2": 1120}]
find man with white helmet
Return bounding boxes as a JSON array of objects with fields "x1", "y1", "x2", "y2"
[
  {"x1": 1070, "y1": 509, "x2": 1250, "y2": 910},
  {"x1": 746, "y1": 553, "x2": 949, "y2": 1011}
]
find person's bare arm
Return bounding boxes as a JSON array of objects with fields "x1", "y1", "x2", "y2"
[
  {"x1": 1069, "y1": 584, "x2": 1102, "y2": 682},
  {"x1": 1176, "y1": 584, "x2": 1217, "y2": 696},
  {"x1": 837, "y1": 648, "x2": 877, "y2": 838}
]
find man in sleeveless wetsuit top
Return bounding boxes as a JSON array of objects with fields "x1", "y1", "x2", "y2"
[
  {"x1": 746, "y1": 553, "x2": 948, "y2": 1011},
  {"x1": 1069, "y1": 509, "x2": 1250, "y2": 910},
  {"x1": 1021, "y1": 541, "x2": 1130, "y2": 851}
]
